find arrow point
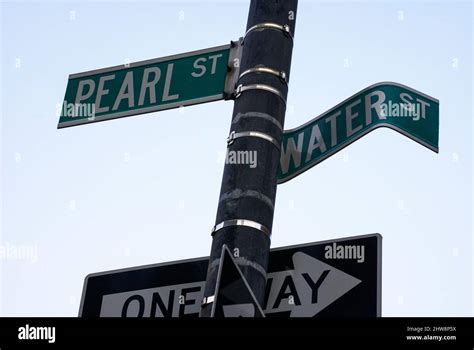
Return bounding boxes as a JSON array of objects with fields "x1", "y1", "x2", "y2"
[{"x1": 290, "y1": 252, "x2": 362, "y2": 317}]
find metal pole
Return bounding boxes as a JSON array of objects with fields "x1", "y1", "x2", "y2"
[{"x1": 200, "y1": 0, "x2": 298, "y2": 317}]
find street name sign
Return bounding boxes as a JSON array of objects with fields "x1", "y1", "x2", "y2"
[
  {"x1": 58, "y1": 43, "x2": 241, "y2": 129},
  {"x1": 277, "y1": 82, "x2": 439, "y2": 184},
  {"x1": 80, "y1": 234, "x2": 381, "y2": 318}
]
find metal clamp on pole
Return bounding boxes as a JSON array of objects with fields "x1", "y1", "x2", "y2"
[
  {"x1": 211, "y1": 219, "x2": 271, "y2": 238},
  {"x1": 238, "y1": 65, "x2": 288, "y2": 84},
  {"x1": 234, "y1": 84, "x2": 286, "y2": 104},
  {"x1": 243, "y1": 22, "x2": 292, "y2": 43},
  {"x1": 227, "y1": 130, "x2": 280, "y2": 150}
]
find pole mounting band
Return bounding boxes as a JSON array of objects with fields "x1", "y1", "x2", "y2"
[
  {"x1": 243, "y1": 22, "x2": 293, "y2": 42},
  {"x1": 234, "y1": 84, "x2": 286, "y2": 104},
  {"x1": 211, "y1": 219, "x2": 271, "y2": 237},
  {"x1": 238, "y1": 66, "x2": 288, "y2": 84},
  {"x1": 201, "y1": 295, "x2": 215, "y2": 306},
  {"x1": 227, "y1": 130, "x2": 280, "y2": 150}
]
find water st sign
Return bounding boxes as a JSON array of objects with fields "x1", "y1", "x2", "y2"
[
  {"x1": 278, "y1": 82, "x2": 439, "y2": 184},
  {"x1": 79, "y1": 234, "x2": 381, "y2": 318},
  {"x1": 58, "y1": 43, "x2": 241, "y2": 129}
]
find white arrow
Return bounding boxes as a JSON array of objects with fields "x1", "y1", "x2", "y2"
[{"x1": 264, "y1": 252, "x2": 362, "y2": 317}]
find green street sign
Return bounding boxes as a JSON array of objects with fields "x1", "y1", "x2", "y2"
[
  {"x1": 58, "y1": 43, "x2": 241, "y2": 129},
  {"x1": 278, "y1": 82, "x2": 439, "y2": 184}
]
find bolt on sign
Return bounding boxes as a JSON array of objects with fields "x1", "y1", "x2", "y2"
[
  {"x1": 58, "y1": 43, "x2": 241, "y2": 129},
  {"x1": 277, "y1": 82, "x2": 439, "y2": 184}
]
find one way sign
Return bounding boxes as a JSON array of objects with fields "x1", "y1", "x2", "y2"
[{"x1": 80, "y1": 234, "x2": 381, "y2": 317}]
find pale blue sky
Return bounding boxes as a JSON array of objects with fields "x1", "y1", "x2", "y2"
[{"x1": 1, "y1": 0, "x2": 472, "y2": 316}]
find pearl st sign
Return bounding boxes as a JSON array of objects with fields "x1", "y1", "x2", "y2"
[
  {"x1": 277, "y1": 82, "x2": 439, "y2": 184},
  {"x1": 58, "y1": 43, "x2": 241, "y2": 129}
]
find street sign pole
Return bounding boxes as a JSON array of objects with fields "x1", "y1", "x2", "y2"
[{"x1": 200, "y1": 0, "x2": 298, "y2": 317}]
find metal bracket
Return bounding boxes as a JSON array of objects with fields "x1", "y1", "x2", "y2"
[
  {"x1": 224, "y1": 38, "x2": 244, "y2": 100},
  {"x1": 234, "y1": 83, "x2": 286, "y2": 104},
  {"x1": 243, "y1": 22, "x2": 293, "y2": 43},
  {"x1": 211, "y1": 219, "x2": 271, "y2": 237},
  {"x1": 227, "y1": 130, "x2": 280, "y2": 150},
  {"x1": 238, "y1": 66, "x2": 288, "y2": 84}
]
